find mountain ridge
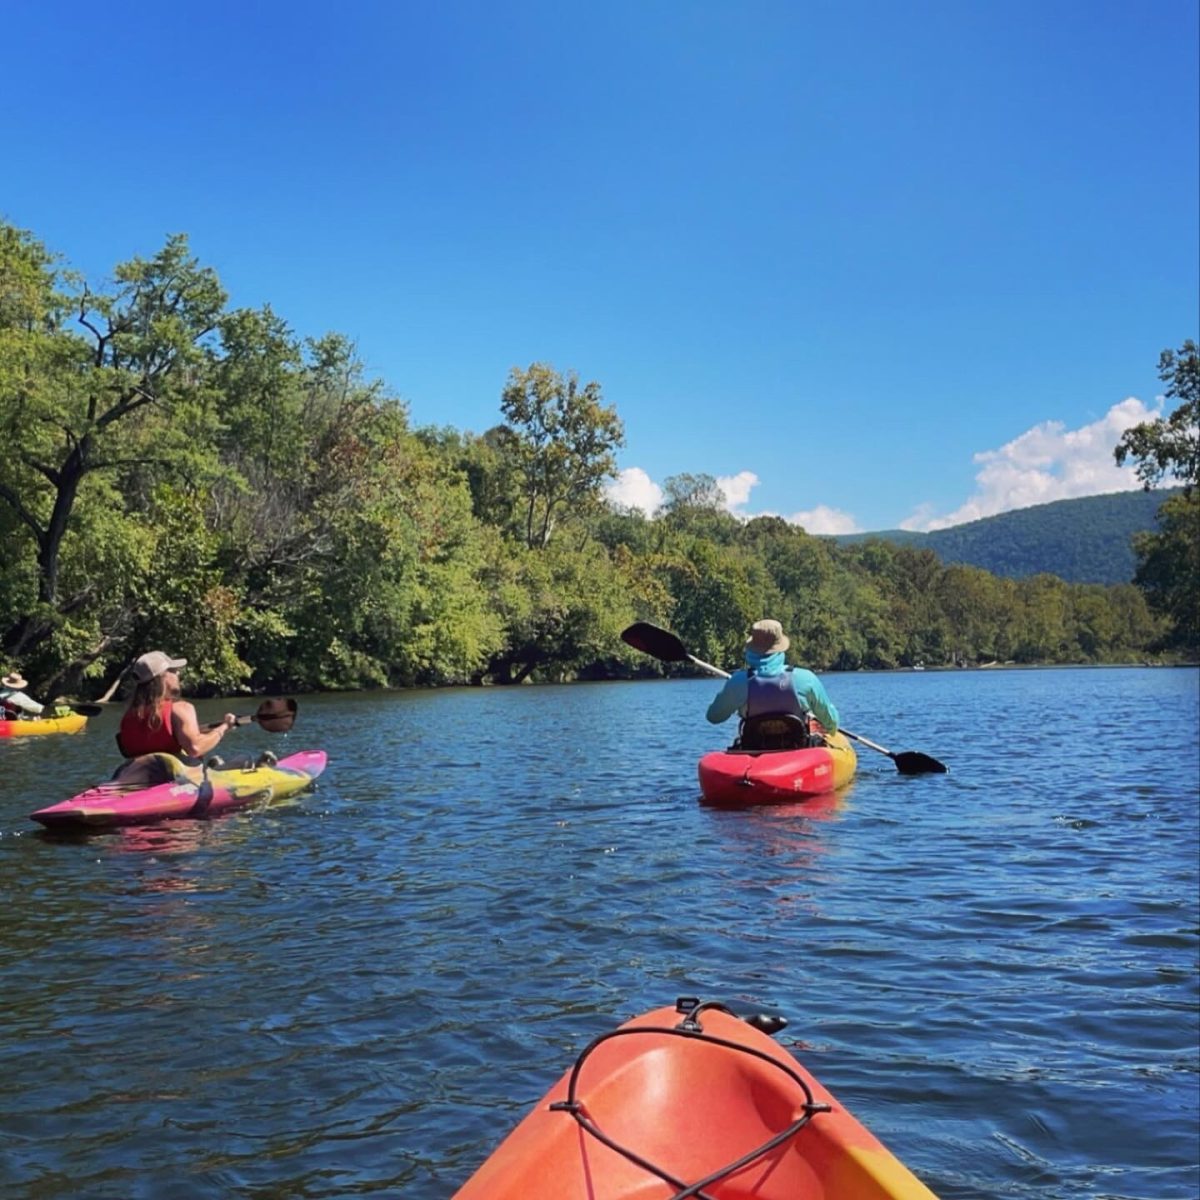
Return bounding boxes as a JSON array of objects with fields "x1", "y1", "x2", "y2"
[{"x1": 828, "y1": 488, "x2": 1177, "y2": 584}]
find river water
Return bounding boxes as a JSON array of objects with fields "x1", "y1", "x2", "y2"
[{"x1": 0, "y1": 666, "x2": 1196, "y2": 1199}]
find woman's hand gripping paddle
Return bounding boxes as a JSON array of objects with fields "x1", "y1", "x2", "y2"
[{"x1": 203, "y1": 697, "x2": 298, "y2": 733}]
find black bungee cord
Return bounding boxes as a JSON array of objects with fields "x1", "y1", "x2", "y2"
[{"x1": 547, "y1": 997, "x2": 831, "y2": 1200}]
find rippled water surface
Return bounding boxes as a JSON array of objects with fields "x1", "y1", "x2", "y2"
[{"x1": 1, "y1": 667, "x2": 1197, "y2": 1199}]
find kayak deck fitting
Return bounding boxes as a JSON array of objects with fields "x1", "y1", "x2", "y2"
[{"x1": 453, "y1": 998, "x2": 938, "y2": 1199}]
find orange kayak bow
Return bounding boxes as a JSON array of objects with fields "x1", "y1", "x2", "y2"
[{"x1": 453, "y1": 998, "x2": 938, "y2": 1199}]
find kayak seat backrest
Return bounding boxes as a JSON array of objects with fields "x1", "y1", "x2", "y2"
[
  {"x1": 110, "y1": 752, "x2": 188, "y2": 788},
  {"x1": 735, "y1": 713, "x2": 816, "y2": 752}
]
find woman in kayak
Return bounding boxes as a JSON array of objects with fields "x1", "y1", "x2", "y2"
[
  {"x1": 706, "y1": 619, "x2": 840, "y2": 736},
  {"x1": 1, "y1": 670, "x2": 45, "y2": 720},
  {"x1": 116, "y1": 650, "x2": 238, "y2": 763}
]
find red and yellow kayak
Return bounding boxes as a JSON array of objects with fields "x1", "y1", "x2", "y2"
[
  {"x1": 453, "y1": 999, "x2": 938, "y2": 1199},
  {"x1": 698, "y1": 730, "x2": 857, "y2": 806},
  {"x1": 0, "y1": 713, "x2": 88, "y2": 738}
]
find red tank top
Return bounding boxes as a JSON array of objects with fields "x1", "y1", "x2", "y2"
[{"x1": 118, "y1": 700, "x2": 183, "y2": 757}]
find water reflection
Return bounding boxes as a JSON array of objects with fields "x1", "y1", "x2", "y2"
[
  {"x1": 114, "y1": 821, "x2": 212, "y2": 857},
  {"x1": 0, "y1": 671, "x2": 1195, "y2": 1200}
]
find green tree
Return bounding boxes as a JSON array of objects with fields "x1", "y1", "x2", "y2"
[
  {"x1": 1115, "y1": 340, "x2": 1199, "y2": 491},
  {"x1": 1013, "y1": 574, "x2": 1072, "y2": 662},
  {"x1": 662, "y1": 472, "x2": 725, "y2": 512},
  {"x1": 1114, "y1": 340, "x2": 1200, "y2": 653},
  {"x1": 214, "y1": 337, "x2": 501, "y2": 690},
  {"x1": 663, "y1": 539, "x2": 769, "y2": 669},
  {"x1": 934, "y1": 565, "x2": 1017, "y2": 663},
  {"x1": 660, "y1": 473, "x2": 741, "y2": 545},
  {"x1": 0, "y1": 225, "x2": 225, "y2": 659},
  {"x1": 1130, "y1": 490, "x2": 1199, "y2": 653},
  {"x1": 499, "y1": 363, "x2": 625, "y2": 549},
  {"x1": 481, "y1": 535, "x2": 634, "y2": 683}
]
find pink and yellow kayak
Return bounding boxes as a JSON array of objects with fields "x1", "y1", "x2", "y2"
[
  {"x1": 0, "y1": 713, "x2": 88, "y2": 738},
  {"x1": 30, "y1": 749, "x2": 327, "y2": 829},
  {"x1": 453, "y1": 999, "x2": 938, "y2": 1199},
  {"x1": 698, "y1": 730, "x2": 856, "y2": 806}
]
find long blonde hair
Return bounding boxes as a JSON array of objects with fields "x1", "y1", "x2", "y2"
[{"x1": 128, "y1": 673, "x2": 181, "y2": 729}]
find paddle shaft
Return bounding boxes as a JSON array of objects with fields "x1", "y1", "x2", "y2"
[
  {"x1": 201, "y1": 713, "x2": 287, "y2": 732},
  {"x1": 840, "y1": 729, "x2": 899, "y2": 758},
  {"x1": 201, "y1": 701, "x2": 297, "y2": 733},
  {"x1": 202, "y1": 714, "x2": 255, "y2": 731}
]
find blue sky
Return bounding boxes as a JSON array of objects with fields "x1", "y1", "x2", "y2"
[{"x1": 4, "y1": 0, "x2": 1197, "y2": 532}]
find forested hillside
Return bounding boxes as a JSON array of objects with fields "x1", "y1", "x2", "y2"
[
  {"x1": 832, "y1": 489, "x2": 1177, "y2": 584},
  {"x1": 0, "y1": 224, "x2": 1191, "y2": 699}
]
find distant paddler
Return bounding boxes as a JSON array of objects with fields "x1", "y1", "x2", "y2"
[{"x1": 1, "y1": 670, "x2": 44, "y2": 720}]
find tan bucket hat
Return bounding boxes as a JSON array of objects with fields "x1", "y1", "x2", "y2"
[{"x1": 746, "y1": 620, "x2": 789, "y2": 655}]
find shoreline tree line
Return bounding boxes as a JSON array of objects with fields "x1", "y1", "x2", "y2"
[{"x1": 1, "y1": 223, "x2": 1195, "y2": 700}]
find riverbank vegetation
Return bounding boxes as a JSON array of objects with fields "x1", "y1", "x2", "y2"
[{"x1": 1, "y1": 224, "x2": 1195, "y2": 697}]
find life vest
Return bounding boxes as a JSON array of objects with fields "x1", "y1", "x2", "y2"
[
  {"x1": 745, "y1": 668, "x2": 808, "y2": 719},
  {"x1": 117, "y1": 700, "x2": 183, "y2": 757}
]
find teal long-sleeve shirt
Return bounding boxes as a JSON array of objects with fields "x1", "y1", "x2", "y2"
[{"x1": 705, "y1": 651, "x2": 839, "y2": 732}]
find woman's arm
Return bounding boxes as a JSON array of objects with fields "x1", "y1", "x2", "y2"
[{"x1": 171, "y1": 700, "x2": 237, "y2": 759}]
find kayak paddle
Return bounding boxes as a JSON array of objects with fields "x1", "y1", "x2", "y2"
[
  {"x1": 836, "y1": 728, "x2": 947, "y2": 776},
  {"x1": 621, "y1": 621, "x2": 729, "y2": 678},
  {"x1": 203, "y1": 698, "x2": 297, "y2": 733},
  {"x1": 620, "y1": 621, "x2": 948, "y2": 775}
]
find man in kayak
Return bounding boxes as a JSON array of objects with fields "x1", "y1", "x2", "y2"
[
  {"x1": 1, "y1": 670, "x2": 44, "y2": 720},
  {"x1": 116, "y1": 650, "x2": 239, "y2": 763},
  {"x1": 706, "y1": 619, "x2": 840, "y2": 737}
]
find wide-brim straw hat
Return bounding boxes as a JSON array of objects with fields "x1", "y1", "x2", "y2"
[{"x1": 2, "y1": 671, "x2": 28, "y2": 690}]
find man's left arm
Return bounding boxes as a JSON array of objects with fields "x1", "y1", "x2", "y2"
[{"x1": 793, "y1": 670, "x2": 838, "y2": 733}]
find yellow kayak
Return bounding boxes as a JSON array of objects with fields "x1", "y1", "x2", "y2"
[{"x1": 0, "y1": 713, "x2": 88, "y2": 738}]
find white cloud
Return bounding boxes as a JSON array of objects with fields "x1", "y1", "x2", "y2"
[
  {"x1": 606, "y1": 466, "x2": 863, "y2": 534},
  {"x1": 784, "y1": 505, "x2": 863, "y2": 535},
  {"x1": 716, "y1": 471, "x2": 759, "y2": 512},
  {"x1": 603, "y1": 466, "x2": 664, "y2": 515},
  {"x1": 901, "y1": 397, "x2": 1163, "y2": 531}
]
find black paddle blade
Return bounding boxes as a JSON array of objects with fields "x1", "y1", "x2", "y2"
[
  {"x1": 620, "y1": 622, "x2": 689, "y2": 663},
  {"x1": 255, "y1": 698, "x2": 297, "y2": 733},
  {"x1": 894, "y1": 751, "x2": 948, "y2": 775}
]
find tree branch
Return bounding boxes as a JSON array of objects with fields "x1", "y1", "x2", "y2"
[
  {"x1": 95, "y1": 384, "x2": 158, "y2": 430},
  {"x1": 0, "y1": 477, "x2": 47, "y2": 541},
  {"x1": 18, "y1": 452, "x2": 61, "y2": 488}
]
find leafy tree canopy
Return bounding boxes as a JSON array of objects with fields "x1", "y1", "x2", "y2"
[
  {"x1": 1, "y1": 222, "x2": 1191, "y2": 700},
  {"x1": 1115, "y1": 339, "x2": 1199, "y2": 491}
]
